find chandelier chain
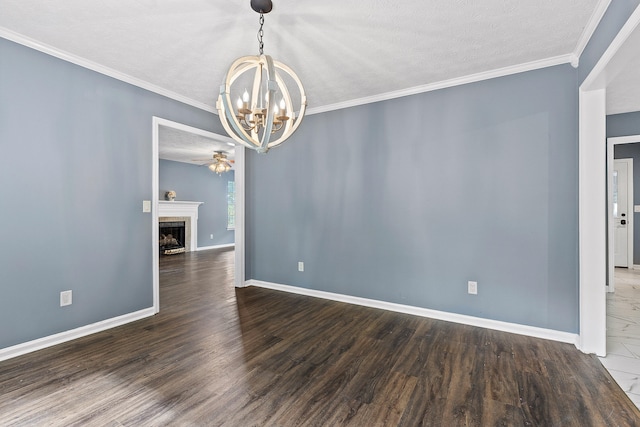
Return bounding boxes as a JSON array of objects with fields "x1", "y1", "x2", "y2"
[{"x1": 257, "y1": 14, "x2": 265, "y2": 55}]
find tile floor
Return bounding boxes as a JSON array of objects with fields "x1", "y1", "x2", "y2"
[{"x1": 599, "y1": 267, "x2": 640, "y2": 408}]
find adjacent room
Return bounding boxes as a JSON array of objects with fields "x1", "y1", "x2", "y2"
[{"x1": 2, "y1": 0, "x2": 640, "y2": 424}]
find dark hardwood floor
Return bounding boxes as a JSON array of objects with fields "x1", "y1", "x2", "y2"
[{"x1": 1, "y1": 249, "x2": 639, "y2": 426}]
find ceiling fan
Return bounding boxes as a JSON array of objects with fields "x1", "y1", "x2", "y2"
[{"x1": 192, "y1": 151, "x2": 234, "y2": 175}]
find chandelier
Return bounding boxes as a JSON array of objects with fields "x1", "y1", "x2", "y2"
[
  {"x1": 216, "y1": 0, "x2": 307, "y2": 153},
  {"x1": 208, "y1": 151, "x2": 233, "y2": 175}
]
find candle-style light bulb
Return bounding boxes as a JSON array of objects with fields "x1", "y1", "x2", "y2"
[
  {"x1": 280, "y1": 98, "x2": 289, "y2": 121},
  {"x1": 238, "y1": 89, "x2": 250, "y2": 115},
  {"x1": 236, "y1": 97, "x2": 243, "y2": 109}
]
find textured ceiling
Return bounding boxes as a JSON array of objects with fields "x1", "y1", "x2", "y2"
[
  {"x1": 159, "y1": 126, "x2": 235, "y2": 165},
  {"x1": 606, "y1": 22, "x2": 640, "y2": 116},
  {"x1": 607, "y1": 57, "x2": 640, "y2": 116},
  {"x1": 1, "y1": 0, "x2": 638, "y2": 160},
  {"x1": 0, "y1": 0, "x2": 602, "y2": 110}
]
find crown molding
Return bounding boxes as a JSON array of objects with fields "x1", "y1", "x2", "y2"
[
  {"x1": 572, "y1": 0, "x2": 613, "y2": 62},
  {"x1": 581, "y1": 4, "x2": 640, "y2": 91},
  {"x1": 0, "y1": 27, "x2": 216, "y2": 114},
  {"x1": 2, "y1": 24, "x2": 586, "y2": 118},
  {"x1": 306, "y1": 54, "x2": 575, "y2": 115}
]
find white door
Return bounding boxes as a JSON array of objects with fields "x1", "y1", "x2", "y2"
[{"x1": 614, "y1": 159, "x2": 631, "y2": 267}]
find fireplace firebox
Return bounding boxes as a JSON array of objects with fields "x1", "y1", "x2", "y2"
[{"x1": 159, "y1": 221, "x2": 186, "y2": 255}]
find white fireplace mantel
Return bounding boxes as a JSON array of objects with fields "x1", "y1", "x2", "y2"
[{"x1": 158, "y1": 201, "x2": 203, "y2": 251}]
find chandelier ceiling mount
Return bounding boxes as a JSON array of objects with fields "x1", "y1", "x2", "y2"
[{"x1": 250, "y1": 0, "x2": 272, "y2": 13}]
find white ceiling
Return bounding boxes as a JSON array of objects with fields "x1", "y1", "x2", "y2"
[
  {"x1": 159, "y1": 126, "x2": 236, "y2": 165},
  {"x1": 605, "y1": 20, "x2": 640, "y2": 116},
  {"x1": 1, "y1": 0, "x2": 638, "y2": 159}
]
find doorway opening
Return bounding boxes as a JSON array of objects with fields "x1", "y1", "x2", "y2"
[
  {"x1": 607, "y1": 139, "x2": 639, "y2": 292},
  {"x1": 151, "y1": 117, "x2": 246, "y2": 313},
  {"x1": 579, "y1": 4, "x2": 640, "y2": 356}
]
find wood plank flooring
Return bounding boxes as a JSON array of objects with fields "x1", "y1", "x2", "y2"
[{"x1": 1, "y1": 249, "x2": 639, "y2": 426}]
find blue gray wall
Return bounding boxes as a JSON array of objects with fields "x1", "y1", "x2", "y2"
[
  {"x1": 0, "y1": 37, "x2": 220, "y2": 349},
  {"x1": 610, "y1": 111, "x2": 640, "y2": 264},
  {"x1": 608, "y1": 111, "x2": 640, "y2": 137},
  {"x1": 3, "y1": 1, "x2": 638, "y2": 350},
  {"x1": 246, "y1": 64, "x2": 579, "y2": 332},
  {"x1": 159, "y1": 160, "x2": 234, "y2": 247}
]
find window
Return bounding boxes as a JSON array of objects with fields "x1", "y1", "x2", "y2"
[{"x1": 227, "y1": 181, "x2": 235, "y2": 230}]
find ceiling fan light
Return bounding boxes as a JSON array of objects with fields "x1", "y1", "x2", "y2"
[{"x1": 208, "y1": 151, "x2": 233, "y2": 175}]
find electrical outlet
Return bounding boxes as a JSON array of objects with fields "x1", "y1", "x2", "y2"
[
  {"x1": 298, "y1": 261, "x2": 304, "y2": 272},
  {"x1": 468, "y1": 281, "x2": 477, "y2": 295},
  {"x1": 60, "y1": 290, "x2": 73, "y2": 306},
  {"x1": 210, "y1": 234, "x2": 214, "y2": 239}
]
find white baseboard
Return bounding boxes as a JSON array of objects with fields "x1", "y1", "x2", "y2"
[
  {"x1": 633, "y1": 264, "x2": 640, "y2": 270},
  {"x1": 0, "y1": 308, "x2": 155, "y2": 362},
  {"x1": 246, "y1": 280, "x2": 579, "y2": 346},
  {"x1": 196, "y1": 243, "x2": 235, "y2": 252}
]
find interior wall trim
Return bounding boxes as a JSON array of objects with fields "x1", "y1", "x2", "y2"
[
  {"x1": 0, "y1": 308, "x2": 155, "y2": 362},
  {"x1": 607, "y1": 136, "x2": 640, "y2": 290},
  {"x1": 1, "y1": 25, "x2": 578, "y2": 118},
  {"x1": 305, "y1": 54, "x2": 576, "y2": 115},
  {"x1": 578, "y1": 4, "x2": 640, "y2": 357},
  {"x1": 247, "y1": 280, "x2": 579, "y2": 346},
  {"x1": 572, "y1": 0, "x2": 613, "y2": 63},
  {"x1": 0, "y1": 27, "x2": 215, "y2": 114},
  {"x1": 581, "y1": 5, "x2": 640, "y2": 91},
  {"x1": 196, "y1": 243, "x2": 235, "y2": 251}
]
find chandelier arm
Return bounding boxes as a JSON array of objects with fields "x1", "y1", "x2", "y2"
[
  {"x1": 272, "y1": 69, "x2": 294, "y2": 135},
  {"x1": 218, "y1": 92, "x2": 263, "y2": 150},
  {"x1": 219, "y1": 106, "x2": 256, "y2": 148},
  {"x1": 271, "y1": 121, "x2": 284, "y2": 132},
  {"x1": 217, "y1": 56, "x2": 268, "y2": 149},
  {"x1": 225, "y1": 58, "x2": 264, "y2": 143},
  {"x1": 218, "y1": 87, "x2": 258, "y2": 148},
  {"x1": 240, "y1": 121, "x2": 256, "y2": 132}
]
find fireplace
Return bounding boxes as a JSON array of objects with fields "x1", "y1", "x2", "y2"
[
  {"x1": 158, "y1": 201, "x2": 202, "y2": 252},
  {"x1": 159, "y1": 221, "x2": 186, "y2": 255}
]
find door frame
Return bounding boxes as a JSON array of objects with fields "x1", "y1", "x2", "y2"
[
  {"x1": 608, "y1": 149, "x2": 636, "y2": 291},
  {"x1": 579, "y1": 5, "x2": 640, "y2": 356},
  {"x1": 151, "y1": 117, "x2": 246, "y2": 313}
]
